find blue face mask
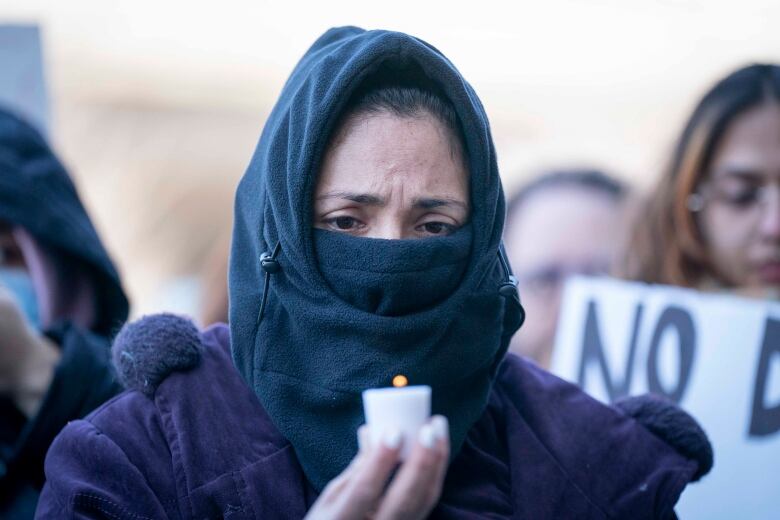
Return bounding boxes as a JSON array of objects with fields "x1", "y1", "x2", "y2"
[{"x1": 0, "y1": 267, "x2": 40, "y2": 329}]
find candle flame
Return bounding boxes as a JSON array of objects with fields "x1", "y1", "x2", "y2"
[{"x1": 392, "y1": 375, "x2": 408, "y2": 388}]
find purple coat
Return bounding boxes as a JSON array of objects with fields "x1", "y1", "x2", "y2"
[{"x1": 36, "y1": 319, "x2": 708, "y2": 519}]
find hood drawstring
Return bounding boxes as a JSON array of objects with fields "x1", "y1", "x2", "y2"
[
  {"x1": 256, "y1": 242, "x2": 282, "y2": 326},
  {"x1": 497, "y1": 244, "x2": 526, "y2": 332}
]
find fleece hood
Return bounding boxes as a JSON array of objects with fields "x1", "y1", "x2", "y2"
[
  {"x1": 229, "y1": 26, "x2": 523, "y2": 490},
  {"x1": 0, "y1": 107, "x2": 128, "y2": 335}
]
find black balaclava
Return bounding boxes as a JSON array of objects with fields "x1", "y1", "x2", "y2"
[{"x1": 229, "y1": 26, "x2": 523, "y2": 491}]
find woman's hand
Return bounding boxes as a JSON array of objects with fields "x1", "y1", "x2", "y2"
[{"x1": 305, "y1": 415, "x2": 450, "y2": 520}]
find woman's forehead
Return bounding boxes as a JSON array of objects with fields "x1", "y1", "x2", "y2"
[
  {"x1": 316, "y1": 113, "x2": 469, "y2": 198},
  {"x1": 709, "y1": 103, "x2": 780, "y2": 180}
]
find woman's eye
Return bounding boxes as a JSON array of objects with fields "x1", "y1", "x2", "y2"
[
  {"x1": 726, "y1": 187, "x2": 761, "y2": 207},
  {"x1": 326, "y1": 216, "x2": 359, "y2": 231},
  {"x1": 420, "y1": 222, "x2": 454, "y2": 235},
  {"x1": 0, "y1": 244, "x2": 24, "y2": 266},
  {"x1": 709, "y1": 178, "x2": 764, "y2": 209}
]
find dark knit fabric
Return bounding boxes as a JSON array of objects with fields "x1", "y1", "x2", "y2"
[
  {"x1": 228, "y1": 26, "x2": 521, "y2": 490},
  {"x1": 112, "y1": 314, "x2": 202, "y2": 396},
  {"x1": 614, "y1": 394, "x2": 714, "y2": 481}
]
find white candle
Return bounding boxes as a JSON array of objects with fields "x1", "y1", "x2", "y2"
[{"x1": 362, "y1": 382, "x2": 431, "y2": 459}]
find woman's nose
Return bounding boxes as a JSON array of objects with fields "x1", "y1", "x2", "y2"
[
  {"x1": 758, "y1": 185, "x2": 780, "y2": 241},
  {"x1": 373, "y1": 218, "x2": 406, "y2": 240}
]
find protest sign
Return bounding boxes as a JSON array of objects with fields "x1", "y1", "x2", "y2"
[{"x1": 551, "y1": 276, "x2": 780, "y2": 519}]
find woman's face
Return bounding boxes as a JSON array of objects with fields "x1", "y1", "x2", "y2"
[
  {"x1": 698, "y1": 102, "x2": 780, "y2": 290},
  {"x1": 314, "y1": 112, "x2": 469, "y2": 240}
]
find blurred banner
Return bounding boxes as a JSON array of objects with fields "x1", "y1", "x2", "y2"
[
  {"x1": 0, "y1": 24, "x2": 49, "y2": 135},
  {"x1": 551, "y1": 276, "x2": 780, "y2": 519}
]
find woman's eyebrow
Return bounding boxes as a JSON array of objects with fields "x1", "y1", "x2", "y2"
[
  {"x1": 316, "y1": 191, "x2": 385, "y2": 205},
  {"x1": 315, "y1": 192, "x2": 468, "y2": 210},
  {"x1": 711, "y1": 166, "x2": 765, "y2": 183},
  {"x1": 412, "y1": 197, "x2": 468, "y2": 210}
]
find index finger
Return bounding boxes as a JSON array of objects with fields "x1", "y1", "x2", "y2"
[
  {"x1": 330, "y1": 429, "x2": 403, "y2": 518},
  {"x1": 374, "y1": 416, "x2": 450, "y2": 520}
]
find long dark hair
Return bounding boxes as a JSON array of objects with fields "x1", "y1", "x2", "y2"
[{"x1": 627, "y1": 64, "x2": 780, "y2": 286}]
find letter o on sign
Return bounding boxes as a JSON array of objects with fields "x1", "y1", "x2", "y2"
[{"x1": 646, "y1": 306, "x2": 696, "y2": 404}]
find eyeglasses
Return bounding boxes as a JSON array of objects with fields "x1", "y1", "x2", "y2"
[
  {"x1": 517, "y1": 261, "x2": 610, "y2": 295},
  {"x1": 687, "y1": 178, "x2": 780, "y2": 213}
]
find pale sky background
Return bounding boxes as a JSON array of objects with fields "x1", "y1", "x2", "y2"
[{"x1": 2, "y1": 0, "x2": 779, "y2": 318}]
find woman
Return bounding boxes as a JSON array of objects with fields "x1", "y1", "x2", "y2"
[
  {"x1": 38, "y1": 27, "x2": 710, "y2": 519},
  {"x1": 627, "y1": 64, "x2": 780, "y2": 296},
  {"x1": 0, "y1": 108, "x2": 128, "y2": 517}
]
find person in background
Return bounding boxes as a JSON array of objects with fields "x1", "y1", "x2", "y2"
[
  {"x1": 626, "y1": 64, "x2": 780, "y2": 298},
  {"x1": 0, "y1": 108, "x2": 129, "y2": 518},
  {"x1": 503, "y1": 170, "x2": 629, "y2": 368}
]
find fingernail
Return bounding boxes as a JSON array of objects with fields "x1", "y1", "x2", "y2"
[
  {"x1": 418, "y1": 424, "x2": 436, "y2": 449},
  {"x1": 431, "y1": 416, "x2": 449, "y2": 441},
  {"x1": 382, "y1": 429, "x2": 402, "y2": 449}
]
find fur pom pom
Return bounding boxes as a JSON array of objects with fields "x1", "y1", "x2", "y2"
[
  {"x1": 112, "y1": 313, "x2": 202, "y2": 396},
  {"x1": 615, "y1": 394, "x2": 713, "y2": 481}
]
